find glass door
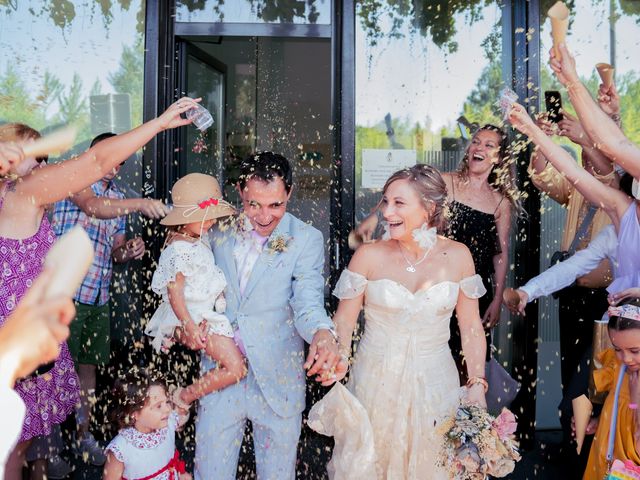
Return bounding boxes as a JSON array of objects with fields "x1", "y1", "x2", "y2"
[
  {"x1": 177, "y1": 42, "x2": 226, "y2": 180},
  {"x1": 176, "y1": 36, "x2": 335, "y2": 289}
]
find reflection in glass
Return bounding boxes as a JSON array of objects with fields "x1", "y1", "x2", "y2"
[
  {"x1": 192, "y1": 37, "x2": 333, "y2": 281},
  {"x1": 0, "y1": 0, "x2": 147, "y2": 349},
  {"x1": 183, "y1": 52, "x2": 225, "y2": 178},
  {"x1": 176, "y1": 0, "x2": 330, "y2": 24},
  {"x1": 533, "y1": 0, "x2": 640, "y2": 428},
  {"x1": 355, "y1": 1, "x2": 504, "y2": 220}
]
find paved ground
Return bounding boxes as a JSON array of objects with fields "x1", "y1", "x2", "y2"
[{"x1": 47, "y1": 429, "x2": 574, "y2": 479}]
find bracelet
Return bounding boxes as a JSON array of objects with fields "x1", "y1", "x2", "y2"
[
  {"x1": 466, "y1": 376, "x2": 489, "y2": 393},
  {"x1": 629, "y1": 403, "x2": 638, "y2": 410}
]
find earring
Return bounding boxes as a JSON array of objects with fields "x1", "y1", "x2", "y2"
[{"x1": 412, "y1": 223, "x2": 437, "y2": 251}]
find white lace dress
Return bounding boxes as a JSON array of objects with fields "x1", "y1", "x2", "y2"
[
  {"x1": 308, "y1": 269, "x2": 486, "y2": 480},
  {"x1": 145, "y1": 240, "x2": 233, "y2": 352},
  {"x1": 106, "y1": 412, "x2": 183, "y2": 480}
]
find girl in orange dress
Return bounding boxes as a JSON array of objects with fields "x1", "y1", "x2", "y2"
[{"x1": 583, "y1": 300, "x2": 640, "y2": 479}]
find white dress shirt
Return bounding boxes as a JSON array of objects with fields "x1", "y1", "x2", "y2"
[
  {"x1": 521, "y1": 225, "x2": 618, "y2": 303},
  {"x1": 234, "y1": 230, "x2": 269, "y2": 296},
  {"x1": 0, "y1": 386, "x2": 26, "y2": 478}
]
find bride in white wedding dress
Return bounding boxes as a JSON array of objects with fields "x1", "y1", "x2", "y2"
[{"x1": 309, "y1": 165, "x2": 488, "y2": 480}]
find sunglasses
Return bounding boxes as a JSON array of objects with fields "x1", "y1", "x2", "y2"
[{"x1": 36, "y1": 156, "x2": 48, "y2": 164}]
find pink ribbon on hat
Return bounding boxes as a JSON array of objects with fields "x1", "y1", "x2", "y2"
[
  {"x1": 198, "y1": 197, "x2": 219, "y2": 209},
  {"x1": 172, "y1": 197, "x2": 231, "y2": 219}
]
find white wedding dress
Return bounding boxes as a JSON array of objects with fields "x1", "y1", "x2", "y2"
[{"x1": 309, "y1": 269, "x2": 486, "y2": 480}]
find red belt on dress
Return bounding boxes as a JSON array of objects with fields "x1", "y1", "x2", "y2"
[{"x1": 123, "y1": 449, "x2": 186, "y2": 480}]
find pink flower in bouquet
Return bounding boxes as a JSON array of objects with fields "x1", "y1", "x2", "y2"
[{"x1": 492, "y1": 408, "x2": 517, "y2": 442}]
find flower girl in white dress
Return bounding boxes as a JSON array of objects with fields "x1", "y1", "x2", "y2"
[
  {"x1": 145, "y1": 173, "x2": 246, "y2": 408},
  {"x1": 104, "y1": 370, "x2": 191, "y2": 480},
  {"x1": 309, "y1": 165, "x2": 488, "y2": 479}
]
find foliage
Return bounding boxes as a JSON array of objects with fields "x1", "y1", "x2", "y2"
[
  {"x1": 179, "y1": 0, "x2": 322, "y2": 23},
  {"x1": 356, "y1": 0, "x2": 499, "y2": 53},
  {"x1": 0, "y1": 0, "x2": 145, "y2": 33},
  {"x1": 108, "y1": 39, "x2": 145, "y2": 126}
]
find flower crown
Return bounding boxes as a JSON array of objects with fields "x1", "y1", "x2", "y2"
[{"x1": 608, "y1": 304, "x2": 640, "y2": 322}]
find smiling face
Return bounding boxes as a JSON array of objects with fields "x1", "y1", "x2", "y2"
[
  {"x1": 238, "y1": 177, "x2": 291, "y2": 237},
  {"x1": 381, "y1": 179, "x2": 431, "y2": 242},
  {"x1": 132, "y1": 385, "x2": 172, "y2": 433},
  {"x1": 466, "y1": 129, "x2": 502, "y2": 176},
  {"x1": 609, "y1": 327, "x2": 640, "y2": 372}
]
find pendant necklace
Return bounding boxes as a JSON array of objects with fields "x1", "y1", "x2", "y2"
[{"x1": 398, "y1": 242, "x2": 430, "y2": 273}]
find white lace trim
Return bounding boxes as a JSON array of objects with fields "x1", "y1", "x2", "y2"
[
  {"x1": 118, "y1": 426, "x2": 169, "y2": 449},
  {"x1": 333, "y1": 269, "x2": 368, "y2": 299},
  {"x1": 459, "y1": 274, "x2": 487, "y2": 299}
]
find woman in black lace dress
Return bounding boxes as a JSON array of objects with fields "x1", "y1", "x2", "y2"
[{"x1": 443, "y1": 124, "x2": 522, "y2": 383}]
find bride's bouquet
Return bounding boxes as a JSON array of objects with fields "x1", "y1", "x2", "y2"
[{"x1": 438, "y1": 404, "x2": 521, "y2": 479}]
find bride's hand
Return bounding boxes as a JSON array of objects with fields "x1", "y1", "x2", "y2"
[
  {"x1": 465, "y1": 383, "x2": 487, "y2": 409},
  {"x1": 318, "y1": 357, "x2": 349, "y2": 387}
]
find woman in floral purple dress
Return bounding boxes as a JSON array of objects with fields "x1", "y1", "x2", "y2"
[{"x1": 0, "y1": 100, "x2": 196, "y2": 479}]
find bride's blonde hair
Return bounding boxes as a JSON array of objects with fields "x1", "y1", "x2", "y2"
[{"x1": 382, "y1": 164, "x2": 448, "y2": 232}]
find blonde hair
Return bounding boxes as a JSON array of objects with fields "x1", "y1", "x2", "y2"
[
  {"x1": 457, "y1": 124, "x2": 524, "y2": 217},
  {"x1": 382, "y1": 164, "x2": 448, "y2": 232},
  {"x1": 0, "y1": 123, "x2": 47, "y2": 163}
]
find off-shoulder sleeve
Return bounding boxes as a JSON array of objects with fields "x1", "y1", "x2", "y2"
[
  {"x1": 459, "y1": 274, "x2": 487, "y2": 299},
  {"x1": 333, "y1": 269, "x2": 368, "y2": 299},
  {"x1": 593, "y1": 348, "x2": 618, "y2": 394}
]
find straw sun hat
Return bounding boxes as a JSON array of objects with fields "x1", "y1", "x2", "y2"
[{"x1": 161, "y1": 173, "x2": 236, "y2": 226}]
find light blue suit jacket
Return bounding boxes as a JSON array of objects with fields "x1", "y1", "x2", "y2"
[{"x1": 205, "y1": 212, "x2": 333, "y2": 418}]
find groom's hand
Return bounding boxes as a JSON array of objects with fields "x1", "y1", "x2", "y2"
[
  {"x1": 305, "y1": 329, "x2": 339, "y2": 380},
  {"x1": 319, "y1": 358, "x2": 349, "y2": 386}
]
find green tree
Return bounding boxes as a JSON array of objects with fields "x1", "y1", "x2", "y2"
[
  {"x1": 58, "y1": 73, "x2": 85, "y2": 122},
  {"x1": 108, "y1": 39, "x2": 144, "y2": 126},
  {"x1": 0, "y1": 64, "x2": 46, "y2": 128}
]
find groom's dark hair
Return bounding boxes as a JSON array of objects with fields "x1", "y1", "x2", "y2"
[{"x1": 238, "y1": 151, "x2": 293, "y2": 194}]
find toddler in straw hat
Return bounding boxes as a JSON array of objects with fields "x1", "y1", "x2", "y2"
[{"x1": 145, "y1": 173, "x2": 247, "y2": 408}]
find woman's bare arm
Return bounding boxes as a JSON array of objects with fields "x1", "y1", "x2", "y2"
[
  {"x1": 14, "y1": 98, "x2": 197, "y2": 208},
  {"x1": 509, "y1": 103, "x2": 632, "y2": 228}
]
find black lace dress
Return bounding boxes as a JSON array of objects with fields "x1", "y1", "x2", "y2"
[{"x1": 446, "y1": 184, "x2": 503, "y2": 383}]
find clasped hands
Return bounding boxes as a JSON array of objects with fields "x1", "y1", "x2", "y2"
[{"x1": 304, "y1": 329, "x2": 349, "y2": 387}]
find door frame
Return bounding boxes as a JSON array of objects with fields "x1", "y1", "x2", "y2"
[
  {"x1": 175, "y1": 41, "x2": 227, "y2": 181},
  {"x1": 142, "y1": 0, "x2": 542, "y2": 445}
]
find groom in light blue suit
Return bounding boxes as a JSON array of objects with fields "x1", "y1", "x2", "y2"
[{"x1": 194, "y1": 152, "x2": 340, "y2": 480}]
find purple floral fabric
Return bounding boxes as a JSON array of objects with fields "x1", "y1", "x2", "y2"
[{"x1": 0, "y1": 200, "x2": 80, "y2": 442}]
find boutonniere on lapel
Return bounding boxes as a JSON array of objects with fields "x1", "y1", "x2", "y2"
[{"x1": 266, "y1": 234, "x2": 292, "y2": 255}]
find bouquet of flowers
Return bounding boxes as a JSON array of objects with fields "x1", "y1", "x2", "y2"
[{"x1": 438, "y1": 404, "x2": 521, "y2": 479}]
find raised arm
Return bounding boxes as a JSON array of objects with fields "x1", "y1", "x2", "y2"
[
  {"x1": 15, "y1": 98, "x2": 198, "y2": 207},
  {"x1": 558, "y1": 111, "x2": 614, "y2": 177},
  {"x1": 527, "y1": 116, "x2": 572, "y2": 205},
  {"x1": 550, "y1": 44, "x2": 640, "y2": 178},
  {"x1": 509, "y1": 103, "x2": 632, "y2": 228},
  {"x1": 71, "y1": 187, "x2": 169, "y2": 220}
]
